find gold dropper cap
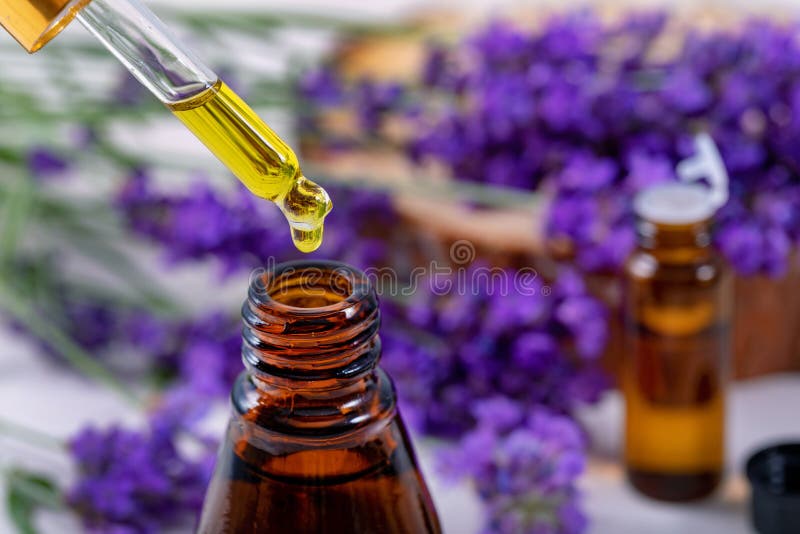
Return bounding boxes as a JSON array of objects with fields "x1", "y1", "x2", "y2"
[{"x1": 0, "y1": 0, "x2": 90, "y2": 52}]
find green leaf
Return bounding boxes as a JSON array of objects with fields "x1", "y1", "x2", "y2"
[
  {"x1": 0, "y1": 172, "x2": 35, "y2": 267},
  {"x1": 6, "y1": 470, "x2": 61, "y2": 534}
]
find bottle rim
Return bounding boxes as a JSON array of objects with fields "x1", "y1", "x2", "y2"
[{"x1": 248, "y1": 260, "x2": 373, "y2": 317}]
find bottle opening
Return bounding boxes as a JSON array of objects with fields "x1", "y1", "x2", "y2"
[
  {"x1": 269, "y1": 268, "x2": 354, "y2": 309},
  {"x1": 250, "y1": 260, "x2": 372, "y2": 315}
]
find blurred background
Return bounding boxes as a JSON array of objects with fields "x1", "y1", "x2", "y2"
[{"x1": 0, "y1": 0, "x2": 799, "y2": 533}]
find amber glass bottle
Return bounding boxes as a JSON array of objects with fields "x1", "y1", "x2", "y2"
[
  {"x1": 197, "y1": 260, "x2": 441, "y2": 533},
  {"x1": 623, "y1": 184, "x2": 731, "y2": 502}
]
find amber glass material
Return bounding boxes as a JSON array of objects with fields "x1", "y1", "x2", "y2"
[
  {"x1": 0, "y1": 0, "x2": 90, "y2": 52},
  {"x1": 198, "y1": 260, "x2": 441, "y2": 534},
  {"x1": 623, "y1": 218, "x2": 731, "y2": 502}
]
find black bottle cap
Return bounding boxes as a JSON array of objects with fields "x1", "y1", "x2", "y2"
[{"x1": 746, "y1": 443, "x2": 800, "y2": 534}]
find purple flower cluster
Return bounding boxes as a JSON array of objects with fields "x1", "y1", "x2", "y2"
[
  {"x1": 381, "y1": 267, "x2": 609, "y2": 439},
  {"x1": 297, "y1": 67, "x2": 405, "y2": 142},
  {"x1": 379, "y1": 266, "x2": 606, "y2": 532},
  {"x1": 16, "y1": 302, "x2": 239, "y2": 532},
  {"x1": 126, "y1": 311, "x2": 240, "y2": 389},
  {"x1": 67, "y1": 424, "x2": 214, "y2": 533},
  {"x1": 115, "y1": 169, "x2": 296, "y2": 275},
  {"x1": 354, "y1": 79, "x2": 406, "y2": 132},
  {"x1": 299, "y1": 11, "x2": 800, "y2": 276},
  {"x1": 441, "y1": 398, "x2": 587, "y2": 534},
  {"x1": 131, "y1": 311, "x2": 242, "y2": 435},
  {"x1": 61, "y1": 311, "x2": 240, "y2": 532}
]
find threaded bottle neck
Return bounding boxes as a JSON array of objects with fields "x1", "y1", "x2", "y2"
[
  {"x1": 242, "y1": 260, "x2": 381, "y2": 385},
  {"x1": 234, "y1": 261, "x2": 394, "y2": 441}
]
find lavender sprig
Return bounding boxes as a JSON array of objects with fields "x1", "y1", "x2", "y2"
[
  {"x1": 67, "y1": 423, "x2": 215, "y2": 533},
  {"x1": 441, "y1": 398, "x2": 588, "y2": 534}
]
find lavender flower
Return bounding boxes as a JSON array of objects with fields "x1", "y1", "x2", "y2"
[
  {"x1": 442, "y1": 398, "x2": 588, "y2": 534},
  {"x1": 381, "y1": 265, "x2": 609, "y2": 439},
  {"x1": 115, "y1": 170, "x2": 295, "y2": 274},
  {"x1": 297, "y1": 66, "x2": 406, "y2": 138},
  {"x1": 381, "y1": 267, "x2": 609, "y2": 534},
  {"x1": 297, "y1": 66, "x2": 344, "y2": 106},
  {"x1": 556, "y1": 153, "x2": 617, "y2": 193},
  {"x1": 127, "y1": 311, "x2": 240, "y2": 382},
  {"x1": 354, "y1": 79, "x2": 405, "y2": 132},
  {"x1": 421, "y1": 42, "x2": 465, "y2": 91},
  {"x1": 300, "y1": 11, "x2": 800, "y2": 276},
  {"x1": 27, "y1": 147, "x2": 68, "y2": 179},
  {"x1": 122, "y1": 310, "x2": 242, "y2": 435},
  {"x1": 67, "y1": 424, "x2": 214, "y2": 533}
]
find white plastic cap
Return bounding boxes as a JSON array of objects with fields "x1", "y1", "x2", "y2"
[
  {"x1": 634, "y1": 133, "x2": 729, "y2": 225},
  {"x1": 634, "y1": 182, "x2": 717, "y2": 224}
]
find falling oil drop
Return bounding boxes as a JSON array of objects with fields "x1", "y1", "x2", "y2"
[
  {"x1": 279, "y1": 175, "x2": 332, "y2": 253},
  {"x1": 290, "y1": 224, "x2": 324, "y2": 253}
]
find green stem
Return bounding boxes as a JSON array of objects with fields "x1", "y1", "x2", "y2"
[
  {"x1": 0, "y1": 174, "x2": 33, "y2": 266},
  {"x1": 0, "y1": 418, "x2": 62, "y2": 451},
  {"x1": 0, "y1": 283, "x2": 141, "y2": 406}
]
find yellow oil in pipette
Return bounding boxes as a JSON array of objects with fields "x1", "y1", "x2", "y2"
[{"x1": 168, "y1": 80, "x2": 332, "y2": 253}]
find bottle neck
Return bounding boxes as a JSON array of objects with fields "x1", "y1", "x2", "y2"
[
  {"x1": 636, "y1": 218, "x2": 714, "y2": 263},
  {"x1": 235, "y1": 261, "x2": 394, "y2": 440}
]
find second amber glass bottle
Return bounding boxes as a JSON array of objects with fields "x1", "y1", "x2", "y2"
[
  {"x1": 198, "y1": 260, "x2": 441, "y2": 533},
  {"x1": 623, "y1": 184, "x2": 731, "y2": 502}
]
